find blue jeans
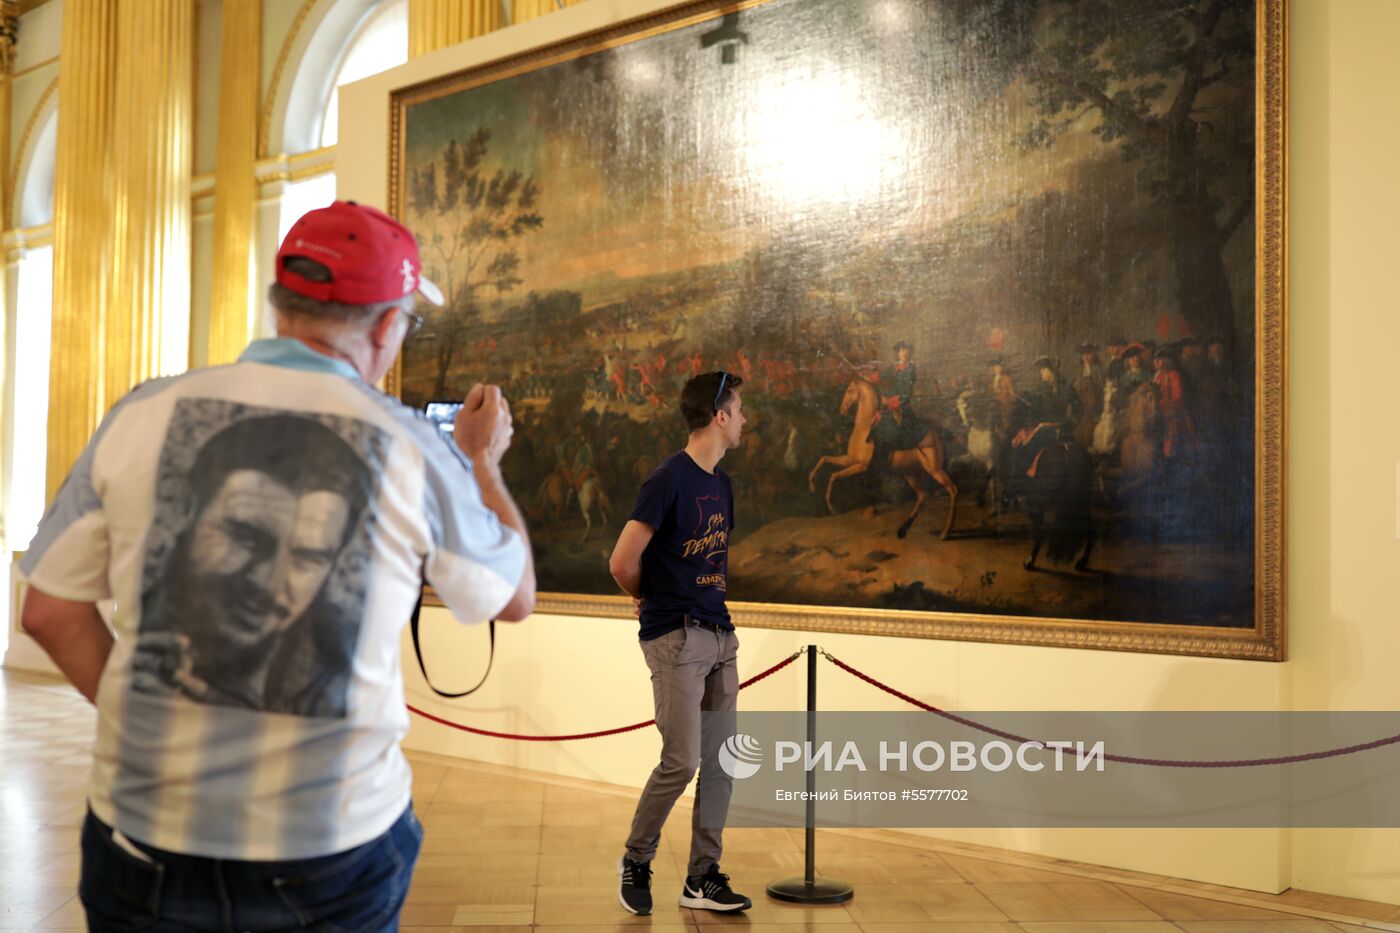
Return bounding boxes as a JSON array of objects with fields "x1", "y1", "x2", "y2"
[{"x1": 80, "y1": 804, "x2": 422, "y2": 932}]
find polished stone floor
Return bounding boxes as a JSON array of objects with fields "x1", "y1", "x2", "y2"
[{"x1": 2, "y1": 669, "x2": 1396, "y2": 932}]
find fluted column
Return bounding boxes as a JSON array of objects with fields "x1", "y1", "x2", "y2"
[
  {"x1": 207, "y1": 0, "x2": 260, "y2": 366},
  {"x1": 47, "y1": 0, "x2": 117, "y2": 499},
  {"x1": 409, "y1": 0, "x2": 503, "y2": 57},
  {"x1": 510, "y1": 0, "x2": 581, "y2": 26},
  {"x1": 106, "y1": 0, "x2": 193, "y2": 408}
]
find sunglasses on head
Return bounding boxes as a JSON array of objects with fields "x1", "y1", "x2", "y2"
[{"x1": 712, "y1": 372, "x2": 729, "y2": 414}]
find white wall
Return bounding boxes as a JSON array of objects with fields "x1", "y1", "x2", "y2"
[{"x1": 1285, "y1": 0, "x2": 1400, "y2": 902}]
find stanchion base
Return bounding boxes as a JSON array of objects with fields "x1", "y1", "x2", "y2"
[{"x1": 766, "y1": 876, "x2": 854, "y2": 904}]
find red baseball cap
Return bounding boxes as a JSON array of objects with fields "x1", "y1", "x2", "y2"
[{"x1": 276, "y1": 200, "x2": 444, "y2": 307}]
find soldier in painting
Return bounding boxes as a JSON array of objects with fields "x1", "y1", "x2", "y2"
[
  {"x1": 1151, "y1": 346, "x2": 1196, "y2": 464},
  {"x1": 1118, "y1": 345, "x2": 1151, "y2": 401},
  {"x1": 988, "y1": 356, "x2": 1018, "y2": 433},
  {"x1": 1105, "y1": 336, "x2": 1129, "y2": 381},
  {"x1": 873, "y1": 340, "x2": 924, "y2": 454},
  {"x1": 1071, "y1": 343, "x2": 1104, "y2": 449}
]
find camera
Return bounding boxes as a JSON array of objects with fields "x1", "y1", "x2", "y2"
[{"x1": 424, "y1": 400, "x2": 464, "y2": 435}]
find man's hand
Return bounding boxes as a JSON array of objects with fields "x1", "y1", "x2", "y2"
[
  {"x1": 131, "y1": 632, "x2": 209, "y2": 701},
  {"x1": 455, "y1": 383, "x2": 513, "y2": 468},
  {"x1": 609, "y1": 520, "x2": 654, "y2": 600}
]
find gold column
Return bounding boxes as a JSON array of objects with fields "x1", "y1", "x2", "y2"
[
  {"x1": 409, "y1": 0, "x2": 503, "y2": 57},
  {"x1": 510, "y1": 0, "x2": 581, "y2": 26},
  {"x1": 106, "y1": 0, "x2": 193, "y2": 407},
  {"x1": 207, "y1": 0, "x2": 260, "y2": 365},
  {"x1": 47, "y1": 0, "x2": 117, "y2": 499}
]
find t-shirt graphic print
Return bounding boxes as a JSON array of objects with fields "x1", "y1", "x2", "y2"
[
  {"x1": 682, "y1": 495, "x2": 730, "y2": 593},
  {"x1": 131, "y1": 398, "x2": 388, "y2": 719},
  {"x1": 630, "y1": 451, "x2": 734, "y2": 640}
]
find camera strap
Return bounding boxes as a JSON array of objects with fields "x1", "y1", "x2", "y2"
[{"x1": 409, "y1": 590, "x2": 496, "y2": 698}]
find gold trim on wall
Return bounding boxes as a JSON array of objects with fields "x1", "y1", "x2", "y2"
[
  {"x1": 259, "y1": 0, "x2": 321, "y2": 159},
  {"x1": 13, "y1": 0, "x2": 55, "y2": 15},
  {"x1": 397, "y1": 0, "x2": 1288, "y2": 661},
  {"x1": 10, "y1": 53, "x2": 56, "y2": 80},
  {"x1": 8, "y1": 74, "x2": 56, "y2": 227},
  {"x1": 2, "y1": 222, "x2": 54, "y2": 256}
]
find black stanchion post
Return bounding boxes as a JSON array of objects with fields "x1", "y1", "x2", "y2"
[{"x1": 766, "y1": 645, "x2": 853, "y2": 904}]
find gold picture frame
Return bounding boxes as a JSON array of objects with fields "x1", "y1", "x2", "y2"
[{"x1": 388, "y1": 0, "x2": 1286, "y2": 661}]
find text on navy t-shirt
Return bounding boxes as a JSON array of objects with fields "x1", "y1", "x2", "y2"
[{"x1": 630, "y1": 450, "x2": 734, "y2": 641}]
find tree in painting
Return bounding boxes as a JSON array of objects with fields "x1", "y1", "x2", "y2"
[
  {"x1": 407, "y1": 128, "x2": 544, "y2": 399},
  {"x1": 955, "y1": 0, "x2": 1255, "y2": 348}
]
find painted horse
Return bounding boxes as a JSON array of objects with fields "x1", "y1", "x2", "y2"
[{"x1": 808, "y1": 376, "x2": 958, "y2": 539}]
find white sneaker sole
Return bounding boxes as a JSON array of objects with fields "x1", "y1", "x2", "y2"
[
  {"x1": 617, "y1": 857, "x2": 652, "y2": 916},
  {"x1": 679, "y1": 889, "x2": 752, "y2": 911}
]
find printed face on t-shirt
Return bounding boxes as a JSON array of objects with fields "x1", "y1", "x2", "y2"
[{"x1": 188, "y1": 469, "x2": 351, "y2": 654}]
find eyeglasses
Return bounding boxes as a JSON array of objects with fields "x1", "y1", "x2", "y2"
[
  {"x1": 404, "y1": 310, "x2": 425, "y2": 338},
  {"x1": 712, "y1": 372, "x2": 729, "y2": 413}
]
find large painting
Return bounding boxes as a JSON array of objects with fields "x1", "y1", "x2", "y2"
[{"x1": 390, "y1": 0, "x2": 1286, "y2": 659}]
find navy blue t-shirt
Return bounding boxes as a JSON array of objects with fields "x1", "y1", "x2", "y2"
[{"x1": 631, "y1": 451, "x2": 735, "y2": 641}]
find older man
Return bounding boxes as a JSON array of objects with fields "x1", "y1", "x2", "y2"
[{"x1": 21, "y1": 200, "x2": 535, "y2": 931}]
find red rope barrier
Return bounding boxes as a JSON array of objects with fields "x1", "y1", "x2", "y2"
[
  {"x1": 406, "y1": 649, "x2": 803, "y2": 742},
  {"x1": 821, "y1": 650, "x2": 1400, "y2": 768}
]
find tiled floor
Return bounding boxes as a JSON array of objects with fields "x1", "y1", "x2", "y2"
[{"x1": 3, "y1": 668, "x2": 1398, "y2": 932}]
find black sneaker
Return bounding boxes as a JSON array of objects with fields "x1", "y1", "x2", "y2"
[
  {"x1": 680, "y1": 866, "x2": 752, "y2": 911},
  {"x1": 618, "y1": 856, "x2": 653, "y2": 915}
]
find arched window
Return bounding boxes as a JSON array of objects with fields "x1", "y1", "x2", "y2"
[
  {"x1": 8, "y1": 105, "x2": 58, "y2": 551},
  {"x1": 274, "y1": 0, "x2": 408, "y2": 265},
  {"x1": 321, "y1": 0, "x2": 408, "y2": 148}
]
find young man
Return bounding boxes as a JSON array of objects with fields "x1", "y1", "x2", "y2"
[
  {"x1": 21, "y1": 201, "x2": 535, "y2": 930},
  {"x1": 608, "y1": 370, "x2": 752, "y2": 916}
]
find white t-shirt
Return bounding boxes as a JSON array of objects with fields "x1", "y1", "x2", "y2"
[{"x1": 21, "y1": 338, "x2": 526, "y2": 860}]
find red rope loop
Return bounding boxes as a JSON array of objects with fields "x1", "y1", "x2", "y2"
[
  {"x1": 406, "y1": 649, "x2": 803, "y2": 742},
  {"x1": 821, "y1": 650, "x2": 1400, "y2": 769}
]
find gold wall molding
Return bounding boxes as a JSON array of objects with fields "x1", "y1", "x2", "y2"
[
  {"x1": 208, "y1": 0, "x2": 260, "y2": 366},
  {"x1": 9, "y1": 53, "x2": 56, "y2": 80},
  {"x1": 409, "y1": 0, "x2": 502, "y2": 57},
  {"x1": 191, "y1": 172, "x2": 215, "y2": 202},
  {"x1": 258, "y1": 145, "x2": 337, "y2": 182},
  {"x1": 191, "y1": 143, "x2": 339, "y2": 206},
  {"x1": 13, "y1": 0, "x2": 55, "y2": 15},
  {"x1": 259, "y1": 0, "x2": 320, "y2": 159},
  {"x1": 6, "y1": 74, "x2": 54, "y2": 226},
  {"x1": 47, "y1": 0, "x2": 115, "y2": 499},
  {"x1": 3, "y1": 222, "x2": 54, "y2": 261}
]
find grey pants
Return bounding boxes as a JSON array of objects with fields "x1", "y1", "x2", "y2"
[{"x1": 624, "y1": 620, "x2": 739, "y2": 877}]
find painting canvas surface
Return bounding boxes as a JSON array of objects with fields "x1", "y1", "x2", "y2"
[{"x1": 398, "y1": 0, "x2": 1261, "y2": 630}]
